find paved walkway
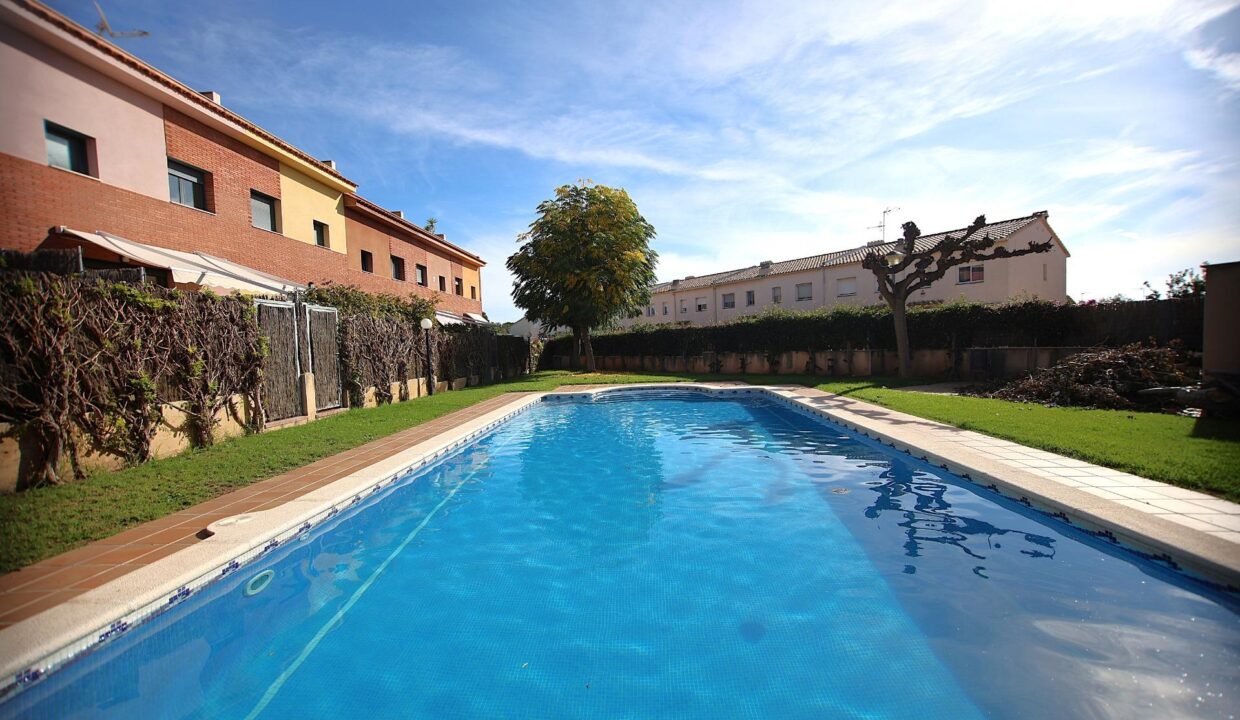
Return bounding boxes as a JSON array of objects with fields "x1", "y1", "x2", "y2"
[
  {"x1": 0, "y1": 393, "x2": 533, "y2": 629},
  {"x1": 786, "y1": 387, "x2": 1239, "y2": 578}
]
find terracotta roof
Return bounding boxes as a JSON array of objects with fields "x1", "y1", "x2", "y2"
[
  {"x1": 653, "y1": 213, "x2": 1048, "y2": 293},
  {"x1": 12, "y1": 0, "x2": 356, "y2": 189},
  {"x1": 345, "y1": 196, "x2": 484, "y2": 266}
]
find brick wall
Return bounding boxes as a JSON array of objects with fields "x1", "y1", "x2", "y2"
[{"x1": 0, "y1": 113, "x2": 483, "y2": 314}]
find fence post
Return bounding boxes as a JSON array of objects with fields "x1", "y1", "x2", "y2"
[{"x1": 300, "y1": 372, "x2": 317, "y2": 422}]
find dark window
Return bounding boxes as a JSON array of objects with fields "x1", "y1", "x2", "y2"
[
  {"x1": 250, "y1": 191, "x2": 278, "y2": 232},
  {"x1": 391, "y1": 255, "x2": 406, "y2": 281},
  {"x1": 695, "y1": 297, "x2": 707, "y2": 312},
  {"x1": 772, "y1": 286, "x2": 782, "y2": 304},
  {"x1": 167, "y1": 159, "x2": 206, "y2": 210},
  {"x1": 470, "y1": 285, "x2": 477, "y2": 300},
  {"x1": 454, "y1": 277, "x2": 463, "y2": 295},
  {"x1": 662, "y1": 303, "x2": 669, "y2": 315},
  {"x1": 360, "y1": 250, "x2": 373, "y2": 273},
  {"x1": 958, "y1": 265, "x2": 985, "y2": 283},
  {"x1": 45, "y1": 121, "x2": 90, "y2": 175},
  {"x1": 438, "y1": 275, "x2": 447, "y2": 292},
  {"x1": 745, "y1": 290, "x2": 755, "y2": 306},
  {"x1": 313, "y1": 221, "x2": 329, "y2": 247},
  {"x1": 416, "y1": 264, "x2": 428, "y2": 286}
]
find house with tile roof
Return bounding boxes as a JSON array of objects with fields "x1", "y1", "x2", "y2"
[{"x1": 618, "y1": 212, "x2": 1069, "y2": 328}]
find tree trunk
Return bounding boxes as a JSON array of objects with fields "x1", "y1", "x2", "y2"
[
  {"x1": 582, "y1": 327, "x2": 597, "y2": 372},
  {"x1": 891, "y1": 298, "x2": 912, "y2": 379},
  {"x1": 571, "y1": 328, "x2": 582, "y2": 370}
]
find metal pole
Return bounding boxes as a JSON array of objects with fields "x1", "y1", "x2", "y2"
[{"x1": 425, "y1": 328, "x2": 435, "y2": 396}]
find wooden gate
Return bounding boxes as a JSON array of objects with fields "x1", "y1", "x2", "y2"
[
  {"x1": 257, "y1": 300, "x2": 302, "y2": 422},
  {"x1": 306, "y1": 304, "x2": 342, "y2": 411}
]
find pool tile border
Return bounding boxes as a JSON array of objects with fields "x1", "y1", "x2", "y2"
[{"x1": 1, "y1": 382, "x2": 1236, "y2": 702}]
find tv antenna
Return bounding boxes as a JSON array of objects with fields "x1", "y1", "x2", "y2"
[
  {"x1": 867, "y1": 206, "x2": 901, "y2": 245},
  {"x1": 93, "y1": 1, "x2": 149, "y2": 39}
]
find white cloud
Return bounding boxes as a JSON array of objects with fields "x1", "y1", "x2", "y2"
[{"x1": 1184, "y1": 46, "x2": 1240, "y2": 91}]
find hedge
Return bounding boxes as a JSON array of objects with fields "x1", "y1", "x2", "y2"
[{"x1": 543, "y1": 298, "x2": 1203, "y2": 359}]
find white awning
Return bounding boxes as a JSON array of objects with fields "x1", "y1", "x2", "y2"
[
  {"x1": 435, "y1": 311, "x2": 465, "y2": 325},
  {"x1": 464, "y1": 312, "x2": 490, "y2": 324},
  {"x1": 52, "y1": 227, "x2": 304, "y2": 295}
]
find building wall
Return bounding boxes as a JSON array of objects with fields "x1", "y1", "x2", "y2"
[
  {"x1": 278, "y1": 163, "x2": 346, "y2": 253},
  {"x1": 1203, "y1": 262, "x2": 1240, "y2": 376},
  {"x1": 622, "y1": 218, "x2": 1069, "y2": 328},
  {"x1": 0, "y1": 22, "x2": 167, "y2": 200}
]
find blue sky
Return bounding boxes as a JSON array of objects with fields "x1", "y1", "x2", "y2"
[{"x1": 56, "y1": 0, "x2": 1240, "y2": 321}]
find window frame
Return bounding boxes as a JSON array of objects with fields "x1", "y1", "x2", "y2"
[
  {"x1": 680, "y1": 299, "x2": 688, "y2": 314},
  {"x1": 721, "y1": 293, "x2": 736, "y2": 309},
  {"x1": 313, "y1": 220, "x2": 329, "y2": 248},
  {"x1": 795, "y1": 282, "x2": 813, "y2": 301},
  {"x1": 391, "y1": 255, "x2": 406, "y2": 281},
  {"x1": 249, "y1": 190, "x2": 279, "y2": 232},
  {"x1": 745, "y1": 290, "x2": 755, "y2": 306},
  {"x1": 45, "y1": 121, "x2": 91, "y2": 175},
  {"x1": 438, "y1": 276, "x2": 447, "y2": 292},
  {"x1": 695, "y1": 297, "x2": 707, "y2": 312},
  {"x1": 415, "y1": 264, "x2": 428, "y2": 286},
  {"x1": 471, "y1": 285, "x2": 477, "y2": 300},
  {"x1": 360, "y1": 249, "x2": 374, "y2": 273},
  {"x1": 772, "y1": 286, "x2": 782, "y2": 304},
  {"x1": 957, "y1": 265, "x2": 985, "y2": 284},
  {"x1": 454, "y1": 277, "x2": 463, "y2": 296},
  {"x1": 836, "y1": 276, "x2": 857, "y2": 297},
  {"x1": 662, "y1": 303, "x2": 669, "y2": 316},
  {"x1": 167, "y1": 159, "x2": 207, "y2": 210}
]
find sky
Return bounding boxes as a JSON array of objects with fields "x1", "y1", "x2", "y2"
[{"x1": 55, "y1": 0, "x2": 1240, "y2": 321}]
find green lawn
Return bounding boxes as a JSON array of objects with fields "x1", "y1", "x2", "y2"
[
  {"x1": 3, "y1": 370, "x2": 1236, "y2": 573},
  {"x1": 811, "y1": 379, "x2": 1240, "y2": 503}
]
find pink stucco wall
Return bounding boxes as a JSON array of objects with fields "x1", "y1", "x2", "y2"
[{"x1": 0, "y1": 22, "x2": 167, "y2": 201}]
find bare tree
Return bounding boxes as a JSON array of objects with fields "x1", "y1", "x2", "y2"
[{"x1": 862, "y1": 215, "x2": 1053, "y2": 379}]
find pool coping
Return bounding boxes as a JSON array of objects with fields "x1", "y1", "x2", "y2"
[{"x1": 1, "y1": 382, "x2": 1236, "y2": 698}]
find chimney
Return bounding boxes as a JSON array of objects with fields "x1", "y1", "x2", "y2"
[
  {"x1": 671, "y1": 279, "x2": 681, "y2": 289},
  {"x1": 865, "y1": 240, "x2": 884, "y2": 247},
  {"x1": 198, "y1": 90, "x2": 221, "y2": 104},
  {"x1": 392, "y1": 210, "x2": 404, "y2": 219},
  {"x1": 436, "y1": 233, "x2": 446, "y2": 240},
  {"x1": 1032, "y1": 210, "x2": 1049, "y2": 218},
  {"x1": 321, "y1": 159, "x2": 337, "y2": 170},
  {"x1": 758, "y1": 260, "x2": 773, "y2": 275}
]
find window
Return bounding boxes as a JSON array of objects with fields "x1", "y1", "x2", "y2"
[
  {"x1": 646, "y1": 306, "x2": 655, "y2": 317},
  {"x1": 796, "y1": 282, "x2": 813, "y2": 301},
  {"x1": 958, "y1": 265, "x2": 984, "y2": 284},
  {"x1": 45, "y1": 121, "x2": 90, "y2": 175},
  {"x1": 438, "y1": 276, "x2": 447, "y2": 292},
  {"x1": 680, "y1": 299, "x2": 688, "y2": 314},
  {"x1": 745, "y1": 290, "x2": 755, "y2": 306},
  {"x1": 695, "y1": 297, "x2": 707, "y2": 312},
  {"x1": 1043, "y1": 263, "x2": 1048, "y2": 282},
  {"x1": 313, "y1": 221, "x2": 329, "y2": 248},
  {"x1": 391, "y1": 255, "x2": 406, "y2": 281},
  {"x1": 722, "y1": 293, "x2": 735, "y2": 309},
  {"x1": 167, "y1": 159, "x2": 207, "y2": 210},
  {"x1": 662, "y1": 302, "x2": 669, "y2": 316},
  {"x1": 772, "y1": 286, "x2": 782, "y2": 304},
  {"x1": 454, "y1": 277, "x2": 463, "y2": 295},
  {"x1": 836, "y1": 276, "x2": 857, "y2": 297},
  {"x1": 250, "y1": 190, "x2": 278, "y2": 232},
  {"x1": 416, "y1": 264, "x2": 427, "y2": 286},
  {"x1": 360, "y1": 250, "x2": 374, "y2": 273},
  {"x1": 471, "y1": 286, "x2": 477, "y2": 300}
]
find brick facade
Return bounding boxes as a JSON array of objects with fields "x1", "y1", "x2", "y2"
[{"x1": 0, "y1": 110, "x2": 483, "y2": 314}]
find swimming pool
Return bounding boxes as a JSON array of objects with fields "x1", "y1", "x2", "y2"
[{"x1": 4, "y1": 389, "x2": 1238, "y2": 718}]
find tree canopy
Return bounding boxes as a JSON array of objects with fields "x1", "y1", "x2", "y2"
[{"x1": 507, "y1": 183, "x2": 657, "y2": 370}]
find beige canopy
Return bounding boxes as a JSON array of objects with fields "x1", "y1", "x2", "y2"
[{"x1": 51, "y1": 227, "x2": 304, "y2": 295}]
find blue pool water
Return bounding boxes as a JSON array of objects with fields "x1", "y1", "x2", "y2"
[{"x1": 5, "y1": 390, "x2": 1239, "y2": 719}]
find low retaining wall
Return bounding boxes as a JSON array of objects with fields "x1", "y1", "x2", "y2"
[
  {"x1": 0, "y1": 396, "x2": 253, "y2": 493},
  {"x1": 546, "y1": 346, "x2": 1089, "y2": 379}
]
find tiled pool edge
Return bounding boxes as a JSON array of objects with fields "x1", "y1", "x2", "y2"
[
  {"x1": 0, "y1": 392, "x2": 546, "y2": 700},
  {"x1": 2, "y1": 382, "x2": 1235, "y2": 700}
]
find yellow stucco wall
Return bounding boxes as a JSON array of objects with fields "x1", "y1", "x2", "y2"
[
  {"x1": 461, "y1": 265, "x2": 482, "y2": 301},
  {"x1": 278, "y1": 164, "x2": 347, "y2": 254}
]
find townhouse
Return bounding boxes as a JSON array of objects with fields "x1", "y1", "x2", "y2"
[
  {"x1": 620, "y1": 212, "x2": 1069, "y2": 328},
  {"x1": 0, "y1": 0, "x2": 485, "y2": 321}
]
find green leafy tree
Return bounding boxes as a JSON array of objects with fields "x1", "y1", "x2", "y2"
[
  {"x1": 862, "y1": 215, "x2": 1053, "y2": 379},
  {"x1": 507, "y1": 183, "x2": 658, "y2": 372},
  {"x1": 1143, "y1": 266, "x2": 1206, "y2": 300}
]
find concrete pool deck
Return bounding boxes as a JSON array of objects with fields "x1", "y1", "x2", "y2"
[{"x1": 0, "y1": 382, "x2": 1236, "y2": 695}]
